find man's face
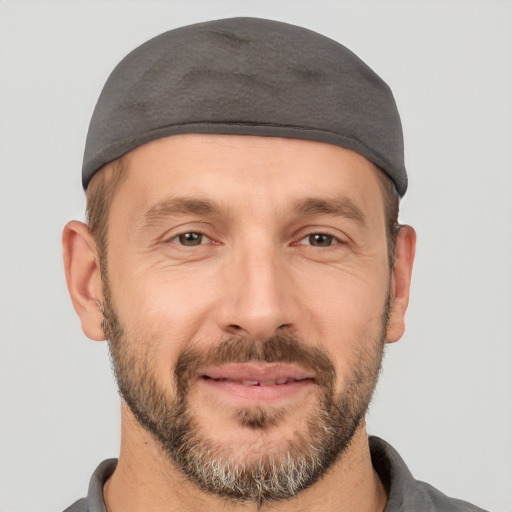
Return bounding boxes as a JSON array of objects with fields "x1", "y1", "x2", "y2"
[{"x1": 100, "y1": 134, "x2": 396, "y2": 503}]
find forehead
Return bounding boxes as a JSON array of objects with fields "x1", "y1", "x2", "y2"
[{"x1": 109, "y1": 134, "x2": 388, "y2": 222}]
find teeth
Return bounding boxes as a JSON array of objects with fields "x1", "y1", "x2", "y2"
[
  {"x1": 206, "y1": 377, "x2": 308, "y2": 386},
  {"x1": 242, "y1": 380, "x2": 260, "y2": 386},
  {"x1": 241, "y1": 378, "x2": 300, "y2": 386}
]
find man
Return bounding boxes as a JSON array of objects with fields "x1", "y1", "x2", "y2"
[{"x1": 61, "y1": 17, "x2": 486, "y2": 512}]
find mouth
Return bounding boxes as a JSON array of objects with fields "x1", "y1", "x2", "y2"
[
  {"x1": 197, "y1": 363, "x2": 317, "y2": 404},
  {"x1": 203, "y1": 376, "x2": 312, "y2": 386}
]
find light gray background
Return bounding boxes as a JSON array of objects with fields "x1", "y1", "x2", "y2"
[{"x1": 1, "y1": 1, "x2": 511, "y2": 511}]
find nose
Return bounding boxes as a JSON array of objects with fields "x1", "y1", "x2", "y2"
[{"x1": 215, "y1": 241, "x2": 296, "y2": 341}]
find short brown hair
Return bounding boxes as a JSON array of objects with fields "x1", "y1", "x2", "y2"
[
  {"x1": 86, "y1": 158, "x2": 126, "y2": 262},
  {"x1": 377, "y1": 170, "x2": 400, "y2": 267}
]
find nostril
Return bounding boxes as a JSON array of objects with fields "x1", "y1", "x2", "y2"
[{"x1": 222, "y1": 321, "x2": 292, "y2": 339}]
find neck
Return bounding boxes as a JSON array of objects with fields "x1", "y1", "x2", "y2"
[{"x1": 104, "y1": 406, "x2": 387, "y2": 512}]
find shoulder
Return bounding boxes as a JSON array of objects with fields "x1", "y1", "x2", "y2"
[
  {"x1": 369, "y1": 436, "x2": 489, "y2": 512},
  {"x1": 61, "y1": 459, "x2": 117, "y2": 512},
  {"x1": 415, "y1": 480, "x2": 489, "y2": 512},
  {"x1": 62, "y1": 498, "x2": 87, "y2": 512}
]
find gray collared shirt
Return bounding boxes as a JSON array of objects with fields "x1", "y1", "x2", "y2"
[{"x1": 63, "y1": 437, "x2": 488, "y2": 512}]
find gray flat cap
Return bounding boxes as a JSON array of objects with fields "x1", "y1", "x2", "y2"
[{"x1": 83, "y1": 17, "x2": 407, "y2": 195}]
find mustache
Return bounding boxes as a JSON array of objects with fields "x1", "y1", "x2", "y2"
[{"x1": 174, "y1": 334, "x2": 337, "y2": 391}]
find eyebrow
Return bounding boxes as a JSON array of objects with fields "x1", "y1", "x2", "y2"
[
  {"x1": 142, "y1": 195, "x2": 366, "y2": 227},
  {"x1": 293, "y1": 197, "x2": 367, "y2": 225},
  {"x1": 143, "y1": 197, "x2": 226, "y2": 226}
]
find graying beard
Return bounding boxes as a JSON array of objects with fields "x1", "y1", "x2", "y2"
[
  {"x1": 181, "y1": 443, "x2": 325, "y2": 507},
  {"x1": 162, "y1": 393, "x2": 359, "y2": 507},
  {"x1": 102, "y1": 269, "x2": 388, "y2": 506}
]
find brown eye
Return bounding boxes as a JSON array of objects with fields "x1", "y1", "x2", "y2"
[
  {"x1": 305, "y1": 233, "x2": 337, "y2": 247},
  {"x1": 176, "y1": 232, "x2": 205, "y2": 246}
]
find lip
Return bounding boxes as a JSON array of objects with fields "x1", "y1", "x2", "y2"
[{"x1": 196, "y1": 363, "x2": 317, "y2": 404}]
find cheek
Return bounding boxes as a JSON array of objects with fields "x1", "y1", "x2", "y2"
[
  {"x1": 296, "y1": 262, "x2": 390, "y2": 331},
  {"x1": 110, "y1": 266, "x2": 222, "y2": 375},
  {"x1": 293, "y1": 265, "x2": 389, "y2": 382}
]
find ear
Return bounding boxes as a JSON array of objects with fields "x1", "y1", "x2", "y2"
[
  {"x1": 62, "y1": 221, "x2": 106, "y2": 341},
  {"x1": 386, "y1": 225, "x2": 416, "y2": 343}
]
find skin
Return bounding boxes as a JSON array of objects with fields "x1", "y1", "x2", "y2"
[{"x1": 63, "y1": 134, "x2": 416, "y2": 512}]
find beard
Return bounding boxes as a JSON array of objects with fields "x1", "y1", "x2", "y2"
[{"x1": 101, "y1": 277, "x2": 388, "y2": 506}]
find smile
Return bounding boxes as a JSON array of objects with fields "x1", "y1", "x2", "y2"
[
  {"x1": 202, "y1": 376, "x2": 313, "y2": 386},
  {"x1": 197, "y1": 363, "x2": 317, "y2": 405}
]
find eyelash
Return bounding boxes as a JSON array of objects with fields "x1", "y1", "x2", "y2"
[
  {"x1": 168, "y1": 231, "x2": 213, "y2": 247},
  {"x1": 296, "y1": 233, "x2": 341, "y2": 247},
  {"x1": 168, "y1": 230, "x2": 343, "y2": 248}
]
